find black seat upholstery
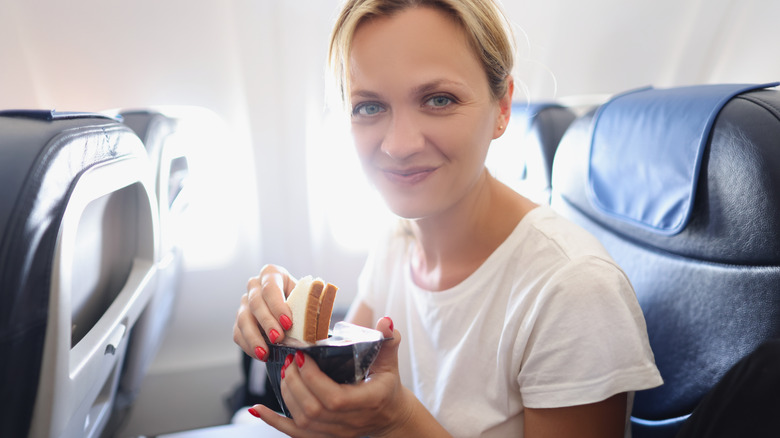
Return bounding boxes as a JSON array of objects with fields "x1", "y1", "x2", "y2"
[
  {"x1": 550, "y1": 84, "x2": 780, "y2": 438},
  {"x1": 0, "y1": 110, "x2": 158, "y2": 437},
  {"x1": 115, "y1": 109, "x2": 190, "y2": 412}
]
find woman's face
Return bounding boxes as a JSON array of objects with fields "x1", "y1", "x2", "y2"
[{"x1": 348, "y1": 6, "x2": 509, "y2": 220}]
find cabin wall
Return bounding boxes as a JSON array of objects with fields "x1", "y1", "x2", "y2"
[{"x1": 1, "y1": 0, "x2": 779, "y2": 435}]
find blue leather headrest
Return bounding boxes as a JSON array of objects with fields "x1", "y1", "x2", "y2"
[{"x1": 588, "y1": 82, "x2": 779, "y2": 235}]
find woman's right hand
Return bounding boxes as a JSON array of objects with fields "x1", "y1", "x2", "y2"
[{"x1": 233, "y1": 264, "x2": 297, "y2": 361}]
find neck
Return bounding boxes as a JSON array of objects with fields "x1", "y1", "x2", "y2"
[{"x1": 408, "y1": 170, "x2": 535, "y2": 291}]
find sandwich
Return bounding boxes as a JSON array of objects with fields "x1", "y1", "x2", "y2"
[{"x1": 284, "y1": 275, "x2": 338, "y2": 343}]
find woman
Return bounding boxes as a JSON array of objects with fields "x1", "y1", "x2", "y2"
[{"x1": 233, "y1": 0, "x2": 662, "y2": 436}]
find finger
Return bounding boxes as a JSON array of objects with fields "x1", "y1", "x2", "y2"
[
  {"x1": 232, "y1": 318, "x2": 259, "y2": 359},
  {"x1": 295, "y1": 349, "x2": 393, "y2": 421},
  {"x1": 233, "y1": 293, "x2": 268, "y2": 360},
  {"x1": 260, "y1": 265, "x2": 297, "y2": 339},
  {"x1": 280, "y1": 356, "x2": 330, "y2": 426},
  {"x1": 376, "y1": 315, "x2": 395, "y2": 338},
  {"x1": 249, "y1": 403, "x2": 314, "y2": 438},
  {"x1": 293, "y1": 352, "x2": 353, "y2": 411},
  {"x1": 283, "y1": 354, "x2": 373, "y2": 434},
  {"x1": 246, "y1": 286, "x2": 282, "y2": 345},
  {"x1": 250, "y1": 265, "x2": 296, "y2": 344},
  {"x1": 369, "y1": 316, "x2": 402, "y2": 374},
  {"x1": 246, "y1": 281, "x2": 284, "y2": 344}
]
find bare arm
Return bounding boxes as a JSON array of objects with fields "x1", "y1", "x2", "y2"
[{"x1": 524, "y1": 393, "x2": 628, "y2": 438}]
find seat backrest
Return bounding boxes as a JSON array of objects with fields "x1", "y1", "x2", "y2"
[
  {"x1": 550, "y1": 84, "x2": 780, "y2": 438},
  {"x1": 0, "y1": 110, "x2": 158, "y2": 438},
  {"x1": 120, "y1": 110, "x2": 190, "y2": 220},
  {"x1": 487, "y1": 102, "x2": 575, "y2": 203},
  {"x1": 114, "y1": 109, "x2": 190, "y2": 413}
]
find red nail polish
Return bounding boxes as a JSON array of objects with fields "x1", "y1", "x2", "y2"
[
  {"x1": 269, "y1": 329, "x2": 280, "y2": 344},
  {"x1": 280, "y1": 314, "x2": 292, "y2": 331},
  {"x1": 385, "y1": 316, "x2": 394, "y2": 333},
  {"x1": 281, "y1": 355, "x2": 293, "y2": 379},
  {"x1": 255, "y1": 346, "x2": 267, "y2": 362},
  {"x1": 295, "y1": 350, "x2": 305, "y2": 368},
  {"x1": 248, "y1": 407, "x2": 261, "y2": 418}
]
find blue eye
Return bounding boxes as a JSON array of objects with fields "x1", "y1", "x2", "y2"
[
  {"x1": 353, "y1": 102, "x2": 385, "y2": 116},
  {"x1": 425, "y1": 95, "x2": 454, "y2": 109}
]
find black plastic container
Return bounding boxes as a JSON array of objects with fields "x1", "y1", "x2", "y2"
[{"x1": 265, "y1": 322, "x2": 385, "y2": 418}]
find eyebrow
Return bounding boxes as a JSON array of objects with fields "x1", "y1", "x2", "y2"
[
  {"x1": 411, "y1": 79, "x2": 468, "y2": 97},
  {"x1": 350, "y1": 78, "x2": 470, "y2": 102},
  {"x1": 350, "y1": 89, "x2": 382, "y2": 100}
]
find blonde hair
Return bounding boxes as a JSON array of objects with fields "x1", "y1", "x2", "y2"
[{"x1": 328, "y1": 0, "x2": 515, "y2": 105}]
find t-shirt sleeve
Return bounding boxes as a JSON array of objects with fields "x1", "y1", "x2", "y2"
[{"x1": 517, "y1": 255, "x2": 663, "y2": 408}]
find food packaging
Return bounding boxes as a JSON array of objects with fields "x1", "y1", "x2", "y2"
[{"x1": 264, "y1": 321, "x2": 385, "y2": 418}]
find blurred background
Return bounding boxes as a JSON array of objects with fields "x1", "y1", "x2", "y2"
[{"x1": 1, "y1": 0, "x2": 778, "y2": 435}]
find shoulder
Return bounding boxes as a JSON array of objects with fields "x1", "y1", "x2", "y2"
[
  {"x1": 500, "y1": 206, "x2": 635, "y2": 306},
  {"x1": 520, "y1": 205, "x2": 613, "y2": 261},
  {"x1": 506, "y1": 206, "x2": 627, "y2": 281}
]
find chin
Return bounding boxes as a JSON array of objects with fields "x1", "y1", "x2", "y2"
[
  {"x1": 382, "y1": 196, "x2": 436, "y2": 220},
  {"x1": 371, "y1": 177, "x2": 443, "y2": 220}
]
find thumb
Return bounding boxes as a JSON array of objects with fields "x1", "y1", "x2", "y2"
[{"x1": 370, "y1": 316, "x2": 401, "y2": 374}]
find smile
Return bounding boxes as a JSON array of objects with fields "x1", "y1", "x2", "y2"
[{"x1": 380, "y1": 166, "x2": 437, "y2": 185}]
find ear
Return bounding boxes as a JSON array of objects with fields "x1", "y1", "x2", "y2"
[{"x1": 493, "y1": 75, "x2": 514, "y2": 140}]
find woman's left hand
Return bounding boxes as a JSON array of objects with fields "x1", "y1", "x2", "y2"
[{"x1": 249, "y1": 317, "x2": 414, "y2": 438}]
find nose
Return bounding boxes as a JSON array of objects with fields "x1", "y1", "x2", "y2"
[{"x1": 380, "y1": 110, "x2": 425, "y2": 160}]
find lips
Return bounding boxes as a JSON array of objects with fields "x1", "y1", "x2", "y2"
[{"x1": 380, "y1": 166, "x2": 437, "y2": 185}]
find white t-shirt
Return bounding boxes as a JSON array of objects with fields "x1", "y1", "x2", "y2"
[{"x1": 356, "y1": 205, "x2": 663, "y2": 437}]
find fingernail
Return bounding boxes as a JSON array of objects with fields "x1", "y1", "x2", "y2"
[
  {"x1": 385, "y1": 316, "x2": 394, "y2": 333},
  {"x1": 269, "y1": 329, "x2": 280, "y2": 344},
  {"x1": 295, "y1": 350, "x2": 305, "y2": 368},
  {"x1": 281, "y1": 354, "x2": 293, "y2": 379},
  {"x1": 280, "y1": 314, "x2": 292, "y2": 331},
  {"x1": 254, "y1": 346, "x2": 267, "y2": 362},
  {"x1": 248, "y1": 407, "x2": 261, "y2": 418}
]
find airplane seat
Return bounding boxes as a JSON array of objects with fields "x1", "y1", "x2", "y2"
[
  {"x1": 114, "y1": 109, "x2": 190, "y2": 412},
  {"x1": 492, "y1": 102, "x2": 576, "y2": 203},
  {"x1": 549, "y1": 83, "x2": 780, "y2": 438},
  {"x1": 0, "y1": 110, "x2": 159, "y2": 438}
]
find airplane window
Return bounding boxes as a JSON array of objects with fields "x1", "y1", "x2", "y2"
[
  {"x1": 306, "y1": 111, "x2": 393, "y2": 253},
  {"x1": 160, "y1": 106, "x2": 254, "y2": 269}
]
